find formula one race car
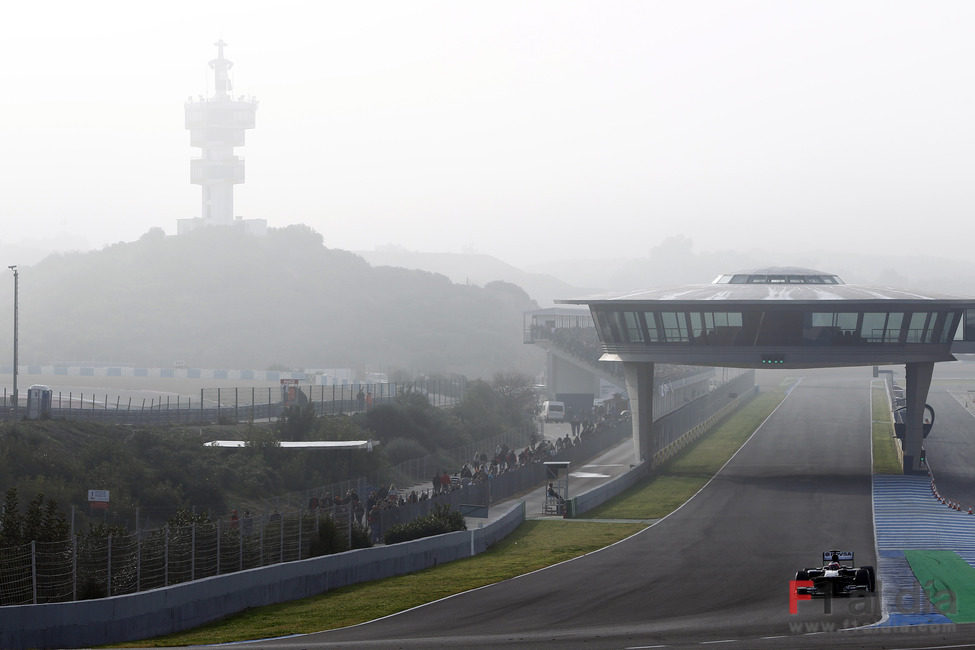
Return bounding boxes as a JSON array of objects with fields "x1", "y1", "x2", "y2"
[{"x1": 794, "y1": 551, "x2": 875, "y2": 597}]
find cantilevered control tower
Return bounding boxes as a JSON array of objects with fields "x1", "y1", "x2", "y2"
[
  {"x1": 182, "y1": 40, "x2": 257, "y2": 230},
  {"x1": 561, "y1": 267, "x2": 975, "y2": 474}
]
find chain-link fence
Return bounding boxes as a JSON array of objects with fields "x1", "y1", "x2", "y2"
[
  {"x1": 0, "y1": 504, "x2": 363, "y2": 606},
  {"x1": 0, "y1": 378, "x2": 466, "y2": 425}
]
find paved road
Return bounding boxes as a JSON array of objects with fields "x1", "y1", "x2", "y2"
[
  {"x1": 227, "y1": 368, "x2": 909, "y2": 648},
  {"x1": 920, "y1": 361, "x2": 975, "y2": 509}
]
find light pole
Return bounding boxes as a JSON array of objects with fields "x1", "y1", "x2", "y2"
[{"x1": 8, "y1": 265, "x2": 17, "y2": 413}]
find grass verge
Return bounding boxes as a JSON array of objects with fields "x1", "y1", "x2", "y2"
[
  {"x1": 116, "y1": 385, "x2": 789, "y2": 647},
  {"x1": 114, "y1": 520, "x2": 643, "y2": 647},
  {"x1": 584, "y1": 388, "x2": 786, "y2": 520},
  {"x1": 872, "y1": 383, "x2": 902, "y2": 474}
]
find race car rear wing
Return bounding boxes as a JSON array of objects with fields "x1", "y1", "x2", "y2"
[{"x1": 823, "y1": 550, "x2": 854, "y2": 565}]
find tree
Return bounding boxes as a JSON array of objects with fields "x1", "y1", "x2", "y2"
[
  {"x1": 21, "y1": 493, "x2": 45, "y2": 545},
  {"x1": 492, "y1": 372, "x2": 538, "y2": 427},
  {"x1": 0, "y1": 487, "x2": 22, "y2": 546},
  {"x1": 277, "y1": 402, "x2": 317, "y2": 441}
]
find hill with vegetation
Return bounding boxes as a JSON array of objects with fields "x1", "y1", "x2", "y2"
[{"x1": 0, "y1": 225, "x2": 542, "y2": 378}]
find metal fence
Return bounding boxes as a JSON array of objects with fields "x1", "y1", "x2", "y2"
[
  {"x1": 652, "y1": 371, "x2": 756, "y2": 452},
  {"x1": 0, "y1": 378, "x2": 466, "y2": 425},
  {"x1": 0, "y1": 504, "x2": 359, "y2": 606},
  {"x1": 0, "y1": 414, "x2": 635, "y2": 606}
]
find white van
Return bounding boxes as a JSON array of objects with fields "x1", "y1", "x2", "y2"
[{"x1": 540, "y1": 400, "x2": 565, "y2": 422}]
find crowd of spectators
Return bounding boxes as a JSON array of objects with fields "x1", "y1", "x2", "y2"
[
  {"x1": 248, "y1": 372, "x2": 642, "y2": 544},
  {"x1": 349, "y1": 411, "x2": 630, "y2": 541}
]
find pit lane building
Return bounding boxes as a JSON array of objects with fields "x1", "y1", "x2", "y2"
[{"x1": 559, "y1": 267, "x2": 975, "y2": 474}]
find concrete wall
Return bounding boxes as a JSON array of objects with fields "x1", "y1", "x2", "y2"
[
  {"x1": 567, "y1": 461, "x2": 648, "y2": 518},
  {"x1": 0, "y1": 501, "x2": 525, "y2": 650},
  {"x1": 567, "y1": 384, "x2": 758, "y2": 518}
]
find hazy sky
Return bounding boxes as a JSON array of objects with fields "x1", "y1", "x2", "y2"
[{"x1": 3, "y1": 1, "x2": 974, "y2": 267}]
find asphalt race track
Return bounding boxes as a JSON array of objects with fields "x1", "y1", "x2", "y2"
[
  {"x1": 217, "y1": 368, "x2": 975, "y2": 649},
  {"x1": 920, "y1": 363, "x2": 975, "y2": 510}
]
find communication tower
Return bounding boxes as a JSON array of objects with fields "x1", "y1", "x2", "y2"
[{"x1": 180, "y1": 41, "x2": 260, "y2": 234}]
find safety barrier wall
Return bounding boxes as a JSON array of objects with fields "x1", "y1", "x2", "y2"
[
  {"x1": 650, "y1": 381, "x2": 758, "y2": 470},
  {"x1": 879, "y1": 370, "x2": 905, "y2": 466},
  {"x1": 568, "y1": 379, "x2": 759, "y2": 517},
  {"x1": 567, "y1": 461, "x2": 648, "y2": 518},
  {"x1": 0, "y1": 500, "x2": 526, "y2": 650},
  {"x1": 650, "y1": 372, "x2": 756, "y2": 466}
]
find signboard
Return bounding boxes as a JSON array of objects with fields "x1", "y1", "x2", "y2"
[
  {"x1": 88, "y1": 489, "x2": 109, "y2": 510},
  {"x1": 281, "y1": 378, "x2": 300, "y2": 406}
]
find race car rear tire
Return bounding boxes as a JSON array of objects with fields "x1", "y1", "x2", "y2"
[
  {"x1": 862, "y1": 565, "x2": 876, "y2": 592},
  {"x1": 855, "y1": 566, "x2": 876, "y2": 593}
]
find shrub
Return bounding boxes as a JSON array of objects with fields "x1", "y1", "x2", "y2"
[
  {"x1": 383, "y1": 504, "x2": 466, "y2": 545},
  {"x1": 309, "y1": 516, "x2": 347, "y2": 556}
]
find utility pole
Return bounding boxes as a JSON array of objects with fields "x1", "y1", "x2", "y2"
[{"x1": 8, "y1": 265, "x2": 17, "y2": 414}]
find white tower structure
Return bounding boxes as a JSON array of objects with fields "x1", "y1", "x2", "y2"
[{"x1": 179, "y1": 41, "x2": 263, "y2": 235}]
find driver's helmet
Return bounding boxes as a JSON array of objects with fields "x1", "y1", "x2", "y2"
[{"x1": 827, "y1": 561, "x2": 841, "y2": 570}]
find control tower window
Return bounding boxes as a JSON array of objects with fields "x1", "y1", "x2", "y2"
[
  {"x1": 688, "y1": 311, "x2": 743, "y2": 344},
  {"x1": 623, "y1": 312, "x2": 644, "y2": 343},
  {"x1": 860, "y1": 312, "x2": 889, "y2": 343},
  {"x1": 805, "y1": 312, "x2": 859, "y2": 344},
  {"x1": 594, "y1": 310, "x2": 622, "y2": 344},
  {"x1": 885, "y1": 312, "x2": 905, "y2": 343},
  {"x1": 906, "y1": 312, "x2": 931, "y2": 343},
  {"x1": 643, "y1": 312, "x2": 662, "y2": 342},
  {"x1": 720, "y1": 273, "x2": 843, "y2": 284},
  {"x1": 935, "y1": 312, "x2": 955, "y2": 344},
  {"x1": 965, "y1": 309, "x2": 975, "y2": 341},
  {"x1": 660, "y1": 311, "x2": 689, "y2": 342}
]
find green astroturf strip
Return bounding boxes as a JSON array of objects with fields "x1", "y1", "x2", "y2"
[{"x1": 904, "y1": 550, "x2": 975, "y2": 622}]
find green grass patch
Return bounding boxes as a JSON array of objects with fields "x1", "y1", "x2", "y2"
[
  {"x1": 112, "y1": 520, "x2": 643, "y2": 647},
  {"x1": 584, "y1": 389, "x2": 786, "y2": 520},
  {"x1": 872, "y1": 384, "x2": 902, "y2": 475},
  {"x1": 905, "y1": 550, "x2": 975, "y2": 622}
]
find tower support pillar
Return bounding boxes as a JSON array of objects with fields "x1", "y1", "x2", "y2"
[
  {"x1": 623, "y1": 361, "x2": 654, "y2": 464},
  {"x1": 903, "y1": 361, "x2": 934, "y2": 474}
]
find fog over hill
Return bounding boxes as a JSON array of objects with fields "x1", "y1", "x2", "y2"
[
  {"x1": 0, "y1": 226, "x2": 543, "y2": 378},
  {"x1": 357, "y1": 235, "x2": 975, "y2": 304},
  {"x1": 2, "y1": 228, "x2": 970, "y2": 380},
  {"x1": 355, "y1": 246, "x2": 596, "y2": 307}
]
